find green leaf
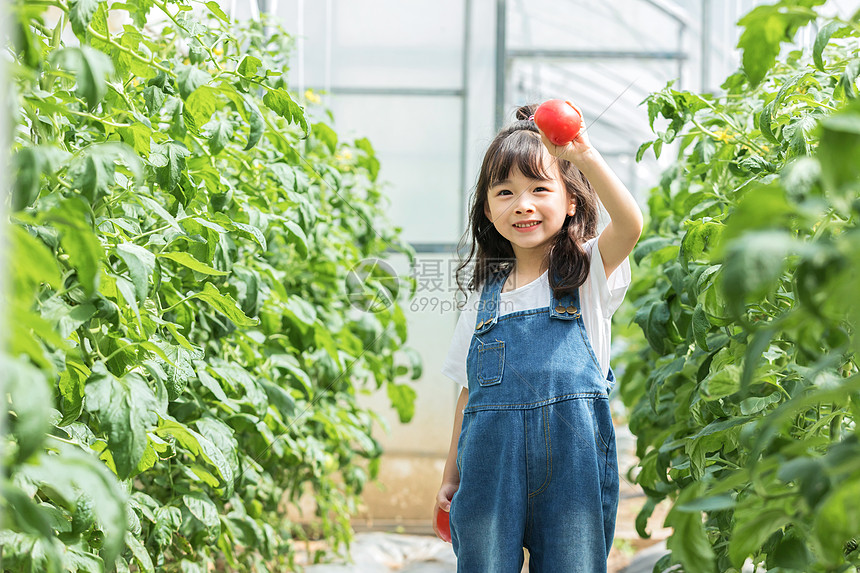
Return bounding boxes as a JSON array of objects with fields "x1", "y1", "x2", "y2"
[
  {"x1": 665, "y1": 483, "x2": 716, "y2": 571},
  {"x1": 634, "y1": 300, "x2": 670, "y2": 354},
  {"x1": 212, "y1": 362, "x2": 268, "y2": 415},
  {"x1": 701, "y1": 364, "x2": 742, "y2": 400},
  {"x1": 729, "y1": 508, "x2": 791, "y2": 567},
  {"x1": 136, "y1": 195, "x2": 183, "y2": 233},
  {"x1": 263, "y1": 88, "x2": 308, "y2": 134},
  {"x1": 260, "y1": 380, "x2": 297, "y2": 419},
  {"x1": 284, "y1": 294, "x2": 317, "y2": 327},
  {"x1": 69, "y1": 143, "x2": 143, "y2": 203},
  {"x1": 12, "y1": 146, "x2": 70, "y2": 211},
  {"x1": 284, "y1": 220, "x2": 308, "y2": 257},
  {"x1": 312, "y1": 122, "x2": 338, "y2": 154},
  {"x1": 85, "y1": 365, "x2": 159, "y2": 479},
  {"x1": 151, "y1": 341, "x2": 203, "y2": 400},
  {"x1": 721, "y1": 231, "x2": 794, "y2": 309},
  {"x1": 386, "y1": 382, "x2": 416, "y2": 423},
  {"x1": 150, "y1": 505, "x2": 181, "y2": 549},
  {"x1": 819, "y1": 106, "x2": 860, "y2": 201},
  {"x1": 784, "y1": 114, "x2": 817, "y2": 156},
  {"x1": 193, "y1": 282, "x2": 259, "y2": 327},
  {"x1": 633, "y1": 236, "x2": 677, "y2": 265},
  {"x1": 681, "y1": 219, "x2": 723, "y2": 265},
  {"x1": 115, "y1": 242, "x2": 155, "y2": 303},
  {"x1": 155, "y1": 420, "x2": 234, "y2": 490},
  {"x1": 237, "y1": 55, "x2": 262, "y2": 78},
  {"x1": 675, "y1": 494, "x2": 736, "y2": 512},
  {"x1": 152, "y1": 141, "x2": 191, "y2": 192},
  {"x1": 186, "y1": 85, "x2": 219, "y2": 127},
  {"x1": 159, "y1": 252, "x2": 229, "y2": 275},
  {"x1": 124, "y1": 532, "x2": 154, "y2": 571},
  {"x1": 243, "y1": 95, "x2": 265, "y2": 151},
  {"x1": 739, "y1": 392, "x2": 781, "y2": 415},
  {"x1": 69, "y1": 0, "x2": 101, "y2": 37},
  {"x1": 144, "y1": 85, "x2": 166, "y2": 115},
  {"x1": 118, "y1": 123, "x2": 152, "y2": 155},
  {"x1": 19, "y1": 442, "x2": 128, "y2": 566},
  {"x1": 813, "y1": 21, "x2": 844, "y2": 71},
  {"x1": 692, "y1": 304, "x2": 711, "y2": 351},
  {"x1": 635, "y1": 140, "x2": 653, "y2": 162},
  {"x1": 203, "y1": 117, "x2": 234, "y2": 155},
  {"x1": 5, "y1": 357, "x2": 52, "y2": 463},
  {"x1": 175, "y1": 63, "x2": 211, "y2": 99},
  {"x1": 51, "y1": 46, "x2": 115, "y2": 108},
  {"x1": 183, "y1": 492, "x2": 220, "y2": 533},
  {"x1": 49, "y1": 197, "x2": 103, "y2": 295},
  {"x1": 39, "y1": 296, "x2": 96, "y2": 339},
  {"x1": 737, "y1": 3, "x2": 820, "y2": 86},
  {"x1": 59, "y1": 362, "x2": 88, "y2": 425},
  {"x1": 10, "y1": 225, "x2": 62, "y2": 297},
  {"x1": 205, "y1": 0, "x2": 230, "y2": 23},
  {"x1": 197, "y1": 368, "x2": 231, "y2": 402}
]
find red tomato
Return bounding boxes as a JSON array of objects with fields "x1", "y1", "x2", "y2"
[
  {"x1": 533, "y1": 99, "x2": 582, "y2": 146},
  {"x1": 435, "y1": 506, "x2": 451, "y2": 542}
]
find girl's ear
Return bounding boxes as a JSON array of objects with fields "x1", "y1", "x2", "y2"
[{"x1": 568, "y1": 201, "x2": 576, "y2": 217}]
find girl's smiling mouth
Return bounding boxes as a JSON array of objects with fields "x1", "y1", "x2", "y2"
[{"x1": 513, "y1": 220, "x2": 542, "y2": 231}]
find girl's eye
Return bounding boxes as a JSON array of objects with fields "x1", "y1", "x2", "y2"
[
  {"x1": 497, "y1": 189, "x2": 512, "y2": 196},
  {"x1": 534, "y1": 187, "x2": 547, "y2": 192}
]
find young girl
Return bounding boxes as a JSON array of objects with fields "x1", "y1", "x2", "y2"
[{"x1": 433, "y1": 103, "x2": 643, "y2": 572}]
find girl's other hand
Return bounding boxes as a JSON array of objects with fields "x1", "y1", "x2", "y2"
[{"x1": 433, "y1": 482, "x2": 458, "y2": 542}]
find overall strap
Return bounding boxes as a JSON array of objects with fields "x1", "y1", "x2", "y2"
[
  {"x1": 548, "y1": 271, "x2": 582, "y2": 321},
  {"x1": 473, "y1": 265, "x2": 511, "y2": 334}
]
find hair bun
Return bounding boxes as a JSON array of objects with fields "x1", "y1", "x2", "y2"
[{"x1": 515, "y1": 104, "x2": 539, "y2": 121}]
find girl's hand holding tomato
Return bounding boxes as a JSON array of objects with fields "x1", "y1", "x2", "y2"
[
  {"x1": 433, "y1": 482, "x2": 457, "y2": 543},
  {"x1": 533, "y1": 99, "x2": 596, "y2": 167}
]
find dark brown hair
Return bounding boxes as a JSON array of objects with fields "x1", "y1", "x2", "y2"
[{"x1": 455, "y1": 104, "x2": 599, "y2": 303}]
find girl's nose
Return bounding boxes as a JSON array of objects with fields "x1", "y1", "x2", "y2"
[{"x1": 514, "y1": 197, "x2": 535, "y2": 214}]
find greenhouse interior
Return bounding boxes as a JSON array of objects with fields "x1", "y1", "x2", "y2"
[{"x1": 3, "y1": 0, "x2": 860, "y2": 571}]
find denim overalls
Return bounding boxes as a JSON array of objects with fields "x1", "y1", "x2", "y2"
[{"x1": 449, "y1": 266, "x2": 619, "y2": 572}]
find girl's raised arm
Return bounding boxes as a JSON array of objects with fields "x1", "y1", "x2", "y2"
[{"x1": 539, "y1": 110, "x2": 643, "y2": 278}]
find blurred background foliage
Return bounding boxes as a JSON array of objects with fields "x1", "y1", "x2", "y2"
[
  {"x1": 616, "y1": 0, "x2": 860, "y2": 570},
  {"x1": 3, "y1": 0, "x2": 419, "y2": 571}
]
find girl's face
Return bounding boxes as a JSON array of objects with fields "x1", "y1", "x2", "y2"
[{"x1": 483, "y1": 148, "x2": 575, "y2": 266}]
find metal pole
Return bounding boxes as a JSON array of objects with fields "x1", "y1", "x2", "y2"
[
  {"x1": 678, "y1": 23, "x2": 685, "y2": 90},
  {"x1": 297, "y1": 0, "x2": 304, "y2": 99},
  {"x1": 494, "y1": 0, "x2": 507, "y2": 131},
  {"x1": 459, "y1": 0, "x2": 472, "y2": 236},
  {"x1": 701, "y1": 0, "x2": 711, "y2": 92},
  {"x1": 325, "y1": 0, "x2": 332, "y2": 105},
  {"x1": 0, "y1": 0, "x2": 9, "y2": 494}
]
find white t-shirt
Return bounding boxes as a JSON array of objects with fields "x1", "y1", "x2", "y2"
[{"x1": 441, "y1": 237, "x2": 631, "y2": 388}]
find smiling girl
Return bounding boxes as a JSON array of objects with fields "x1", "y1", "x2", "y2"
[{"x1": 433, "y1": 103, "x2": 643, "y2": 572}]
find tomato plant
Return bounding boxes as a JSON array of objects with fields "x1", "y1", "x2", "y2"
[
  {"x1": 3, "y1": 1, "x2": 420, "y2": 571},
  {"x1": 617, "y1": 1, "x2": 860, "y2": 571}
]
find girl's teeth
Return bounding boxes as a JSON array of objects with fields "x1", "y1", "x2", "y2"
[{"x1": 515, "y1": 222, "x2": 539, "y2": 228}]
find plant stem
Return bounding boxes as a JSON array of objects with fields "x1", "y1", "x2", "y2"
[
  {"x1": 153, "y1": 0, "x2": 223, "y2": 72},
  {"x1": 131, "y1": 224, "x2": 173, "y2": 242},
  {"x1": 66, "y1": 108, "x2": 132, "y2": 128},
  {"x1": 161, "y1": 294, "x2": 197, "y2": 315},
  {"x1": 86, "y1": 25, "x2": 174, "y2": 76}
]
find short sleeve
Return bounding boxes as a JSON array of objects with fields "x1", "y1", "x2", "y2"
[
  {"x1": 440, "y1": 290, "x2": 480, "y2": 388},
  {"x1": 585, "y1": 236, "x2": 632, "y2": 318}
]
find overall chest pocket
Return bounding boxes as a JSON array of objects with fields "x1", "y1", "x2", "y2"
[{"x1": 477, "y1": 340, "x2": 505, "y2": 386}]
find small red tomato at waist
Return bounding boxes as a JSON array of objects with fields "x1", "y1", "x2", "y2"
[
  {"x1": 533, "y1": 99, "x2": 582, "y2": 146},
  {"x1": 435, "y1": 506, "x2": 451, "y2": 542}
]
